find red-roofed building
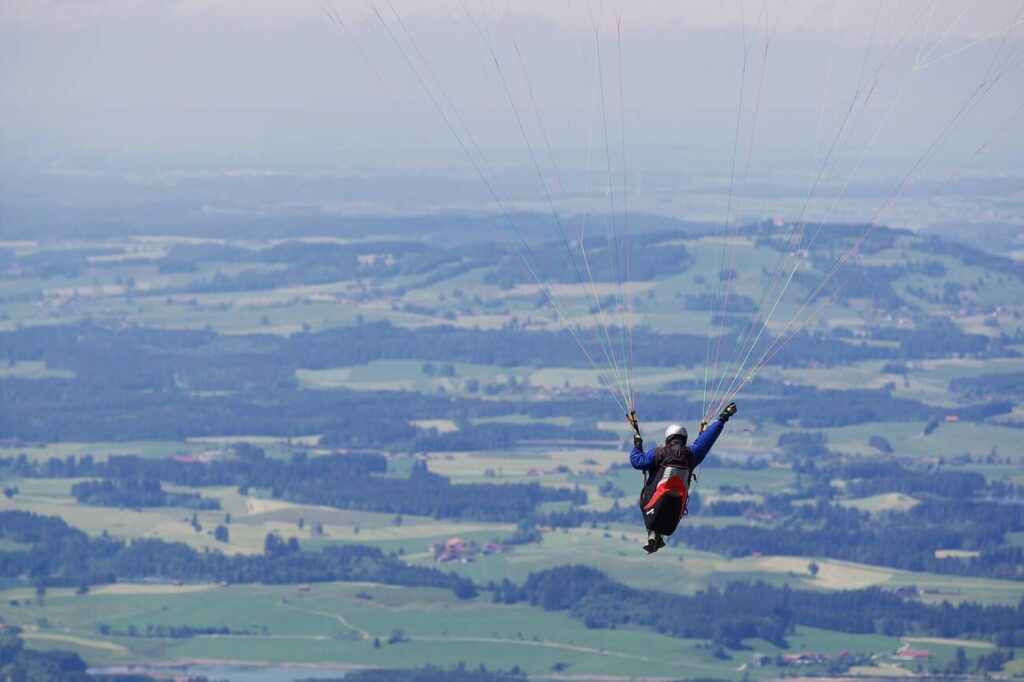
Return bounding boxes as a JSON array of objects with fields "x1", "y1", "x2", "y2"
[
  {"x1": 893, "y1": 644, "x2": 930, "y2": 660},
  {"x1": 434, "y1": 537, "x2": 472, "y2": 563}
]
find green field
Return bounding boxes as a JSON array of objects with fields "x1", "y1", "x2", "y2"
[
  {"x1": 3, "y1": 582, "x2": 913, "y2": 679},
  {"x1": 1, "y1": 440, "x2": 220, "y2": 463},
  {"x1": 2, "y1": 229, "x2": 1022, "y2": 679},
  {"x1": 0, "y1": 479, "x2": 514, "y2": 556}
]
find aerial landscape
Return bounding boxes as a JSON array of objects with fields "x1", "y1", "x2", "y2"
[{"x1": 0, "y1": 1, "x2": 1022, "y2": 681}]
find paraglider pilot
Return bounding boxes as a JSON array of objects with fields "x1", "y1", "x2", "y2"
[{"x1": 628, "y1": 402, "x2": 737, "y2": 554}]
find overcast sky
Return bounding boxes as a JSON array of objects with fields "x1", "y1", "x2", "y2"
[{"x1": 1, "y1": 0, "x2": 1022, "y2": 168}]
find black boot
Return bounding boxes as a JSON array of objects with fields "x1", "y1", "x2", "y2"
[{"x1": 643, "y1": 532, "x2": 665, "y2": 554}]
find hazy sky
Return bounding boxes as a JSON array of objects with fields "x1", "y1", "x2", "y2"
[{"x1": 1, "y1": 0, "x2": 1023, "y2": 166}]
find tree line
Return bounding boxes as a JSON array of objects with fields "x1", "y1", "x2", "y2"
[
  {"x1": 951, "y1": 371, "x2": 1024, "y2": 401},
  {"x1": 0, "y1": 627, "x2": 183, "y2": 682},
  {"x1": 3, "y1": 508, "x2": 1020, "y2": 665},
  {"x1": 496, "y1": 564, "x2": 1024, "y2": 649},
  {"x1": 0, "y1": 330, "x2": 1005, "y2": 446},
  {"x1": 0, "y1": 510, "x2": 476, "y2": 598},
  {"x1": 1, "y1": 449, "x2": 583, "y2": 522},
  {"x1": 679, "y1": 451, "x2": 1023, "y2": 581},
  {"x1": 70, "y1": 478, "x2": 220, "y2": 510}
]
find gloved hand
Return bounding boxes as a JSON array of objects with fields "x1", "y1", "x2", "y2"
[
  {"x1": 633, "y1": 433, "x2": 644, "y2": 450},
  {"x1": 718, "y1": 402, "x2": 737, "y2": 423}
]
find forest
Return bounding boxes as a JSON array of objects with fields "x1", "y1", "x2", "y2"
[
  {"x1": 4, "y1": 509, "x2": 1022, "y2": 655},
  {"x1": 0, "y1": 510, "x2": 477, "y2": 598},
  {"x1": 506, "y1": 565, "x2": 1024, "y2": 650},
  {"x1": 3, "y1": 439, "x2": 1021, "y2": 581},
  {"x1": 0, "y1": 450, "x2": 584, "y2": 521},
  {"x1": 0, "y1": 218, "x2": 1022, "y2": 678},
  {"x1": 681, "y1": 450, "x2": 1023, "y2": 580},
  {"x1": 0, "y1": 627, "x2": 180, "y2": 682},
  {"x1": 70, "y1": 478, "x2": 220, "y2": 510},
  {"x1": 0, "y1": 317, "x2": 1014, "y2": 446}
]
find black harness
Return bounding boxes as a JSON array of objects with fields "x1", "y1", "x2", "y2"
[
  {"x1": 640, "y1": 443, "x2": 695, "y2": 502},
  {"x1": 638, "y1": 441, "x2": 696, "y2": 536}
]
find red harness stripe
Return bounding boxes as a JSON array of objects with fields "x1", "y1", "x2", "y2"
[{"x1": 643, "y1": 474, "x2": 689, "y2": 516}]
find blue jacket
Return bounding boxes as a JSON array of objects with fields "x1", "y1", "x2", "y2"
[{"x1": 629, "y1": 419, "x2": 724, "y2": 471}]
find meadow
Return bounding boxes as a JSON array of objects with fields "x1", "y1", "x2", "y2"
[
  {"x1": 1, "y1": 225, "x2": 1022, "y2": 680},
  {"x1": 4, "y1": 581, "x2": 920, "y2": 680}
]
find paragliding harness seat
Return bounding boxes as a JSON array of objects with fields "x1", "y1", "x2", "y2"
[{"x1": 639, "y1": 446, "x2": 695, "y2": 538}]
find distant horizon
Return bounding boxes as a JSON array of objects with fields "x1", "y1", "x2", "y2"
[
  {"x1": 2, "y1": 2, "x2": 1022, "y2": 246},
  {"x1": 2, "y1": 142, "x2": 1020, "y2": 244}
]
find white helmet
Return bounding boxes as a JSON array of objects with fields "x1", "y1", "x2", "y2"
[{"x1": 664, "y1": 423, "x2": 688, "y2": 444}]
